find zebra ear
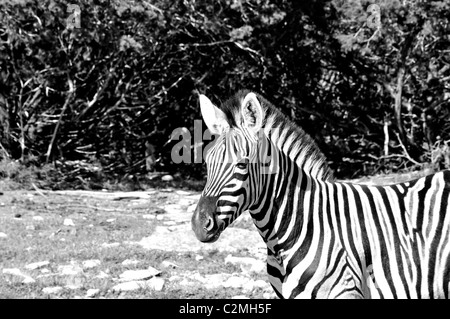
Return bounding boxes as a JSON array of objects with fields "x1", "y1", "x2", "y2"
[
  {"x1": 199, "y1": 94, "x2": 229, "y2": 135},
  {"x1": 241, "y1": 92, "x2": 263, "y2": 133}
]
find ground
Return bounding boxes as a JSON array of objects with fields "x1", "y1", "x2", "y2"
[
  {"x1": 0, "y1": 169, "x2": 435, "y2": 299},
  {"x1": 0, "y1": 187, "x2": 274, "y2": 299}
]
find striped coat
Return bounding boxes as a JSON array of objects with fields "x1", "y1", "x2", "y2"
[{"x1": 192, "y1": 90, "x2": 450, "y2": 298}]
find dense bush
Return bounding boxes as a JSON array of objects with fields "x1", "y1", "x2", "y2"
[{"x1": 0, "y1": 0, "x2": 449, "y2": 184}]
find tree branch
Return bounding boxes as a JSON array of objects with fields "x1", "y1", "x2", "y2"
[{"x1": 46, "y1": 79, "x2": 74, "y2": 163}]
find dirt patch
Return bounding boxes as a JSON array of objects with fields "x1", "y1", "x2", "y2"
[{"x1": 0, "y1": 189, "x2": 274, "y2": 299}]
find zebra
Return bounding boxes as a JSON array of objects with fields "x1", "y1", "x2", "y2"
[{"x1": 191, "y1": 90, "x2": 450, "y2": 299}]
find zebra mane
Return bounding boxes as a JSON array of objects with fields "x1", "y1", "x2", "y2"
[{"x1": 220, "y1": 90, "x2": 335, "y2": 181}]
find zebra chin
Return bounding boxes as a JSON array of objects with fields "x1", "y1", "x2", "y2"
[
  {"x1": 195, "y1": 230, "x2": 222, "y2": 243},
  {"x1": 192, "y1": 221, "x2": 223, "y2": 243}
]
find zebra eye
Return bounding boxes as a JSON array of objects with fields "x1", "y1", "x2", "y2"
[{"x1": 235, "y1": 158, "x2": 249, "y2": 170}]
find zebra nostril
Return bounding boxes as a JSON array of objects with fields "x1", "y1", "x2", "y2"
[{"x1": 204, "y1": 216, "x2": 214, "y2": 232}]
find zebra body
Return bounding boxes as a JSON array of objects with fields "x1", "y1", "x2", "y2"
[
  {"x1": 264, "y1": 174, "x2": 450, "y2": 298},
  {"x1": 191, "y1": 90, "x2": 450, "y2": 299}
]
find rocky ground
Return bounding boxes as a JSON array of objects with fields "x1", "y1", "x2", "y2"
[
  {"x1": 0, "y1": 188, "x2": 276, "y2": 299},
  {"x1": 1, "y1": 169, "x2": 431, "y2": 299}
]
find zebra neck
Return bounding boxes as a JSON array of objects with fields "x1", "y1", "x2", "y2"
[
  {"x1": 252, "y1": 137, "x2": 313, "y2": 240},
  {"x1": 262, "y1": 115, "x2": 333, "y2": 181},
  {"x1": 252, "y1": 125, "x2": 334, "y2": 262},
  {"x1": 258, "y1": 153, "x2": 316, "y2": 247},
  {"x1": 251, "y1": 115, "x2": 334, "y2": 252}
]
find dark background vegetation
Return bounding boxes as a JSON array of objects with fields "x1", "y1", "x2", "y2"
[{"x1": 0, "y1": 0, "x2": 449, "y2": 189}]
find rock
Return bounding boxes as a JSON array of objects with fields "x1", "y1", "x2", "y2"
[
  {"x1": 82, "y1": 259, "x2": 101, "y2": 269},
  {"x1": 86, "y1": 288, "x2": 100, "y2": 298},
  {"x1": 121, "y1": 259, "x2": 140, "y2": 267},
  {"x1": 242, "y1": 281, "x2": 257, "y2": 293},
  {"x1": 112, "y1": 278, "x2": 164, "y2": 292},
  {"x1": 22, "y1": 276, "x2": 36, "y2": 284},
  {"x1": 14, "y1": 213, "x2": 21, "y2": 218},
  {"x1": 3, "y1": 268, "x2": 35, "y2": 284},
  {"x1": 0, "y1": 232, "x2": 7, "y2": 238},
  {"x1": 200, "y1": 274, "x2": 268, "y2": 293},
  {"x1": 138, "y1": 224, "x2": 265, "y2": 254},
  {"x1": 263, "y1": 292, "x2": 277, "y2": 299},
  {"x1": 222, "y1": 275, "x2": 252, "y2": 289},
  {"x1": 96, "y1": 271, "x2": 110, "y2": 279},
  {"x1": 151, "y1": 208, "x2": 166, "y2": 215},
  {"x1": 168, "y1": 275, "x2": 182, "y2": 282},
  {"x1": 57, "y1": 263, "x2": 83, "y2": 276},
  {"x1": 112, "y1": 281, "x2": 145, "y2": 292},
  {"x1": 63, "y1": 218, "x2": 75, "y2": 227},
  {"x1": 33, "y1": 216, "x2": 44, "y2": 221},
  {"x1": 42, "y1": 286, "x2": 63, "y2": 294},
  {"x1": 167, "y1": 225, "x2": 185, "y2": 232},
  {"x1": 200, "y1": 273, "x2": 230, "y2": 289},
  {"x1": 225, "y1": 254, "x2": 266, "y2": 274},
  {"x1": 232, "y1": 295, "x2": 250, "y2": 299},
  {"x1": 161, "y1": 175, "x2": 173, "y2": 182},
  {"x1": 193, "y1": 272, "x2": 234, "y2": 289},
  {"x1": 65, "y1": 284, "x2": 82, "y2": 290},
  {"x1": 164, "y1": 204, "x2": 183, "y2": 214},
  {"x1": 160, "y1": 260, "x2": 178, "y2": 269},
  {"x1": 106, "y1": 218, "x2": 116, "y2": 223},
  {"x1": 175, "y1": 190, "x2": 191, "y2": 195},
  {"x1": 178, "y1": 278, "x2": 195, "y2": 286},
  {"x1": 147, "y1": 277, "x2": 164, "y2": 291},
  {"x1": 195, "y1": 255, "x2": 204, "y2": 261},
  {"x1": 36, "y1": 273, "x2": 56, "y2": 280},
  {"x1": 118, "y1": 267, "x2": 161, "y2": 282},
  {"x1": 63, "y1": 274, "x2": 84, "y2": 288},
  {"x1": 187, "y1": 204, "x2": 196, "y2": 214},
  {"x1": 253, "y1": 279, "x2": 269, "y2": 289},
  {"x1": 25, "y1": 261, "x2": 50, "y2": 270},
  {"x1": 101, "y1": 242, "x2": 120, "y2": 248}
]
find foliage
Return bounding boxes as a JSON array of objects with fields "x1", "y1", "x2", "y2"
[
  {"x1": 332, "y1": 0, "x2": 450, "y2": 174},
  {"x1": 0, "y1": 0, "x2": 449, "y2": 185}
]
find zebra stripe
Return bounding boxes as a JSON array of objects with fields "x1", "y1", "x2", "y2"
[{"x1": 192, "y1": 90, "x2": 450, "y2": 299}]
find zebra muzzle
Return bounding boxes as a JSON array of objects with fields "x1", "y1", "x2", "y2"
[{"x1": 191, "y1": 196, "x2": 223, "y2": 243}]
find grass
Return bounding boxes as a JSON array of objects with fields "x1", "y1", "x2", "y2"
[
  {"x1": 0, "y1": 158, "x2": 207, "y2": 192},
  {"x1": 0, "y1": 188, "x2": 271, "y2": 299},
  {"x1": 2, "y1": 160, "x2": 436, "y2": 299},
  {"x1": 0, "y1": 190, "x2": 159, "y2": 298}
]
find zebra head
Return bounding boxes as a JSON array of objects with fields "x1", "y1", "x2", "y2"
[{"x1": 191, "y1": 91, "x2": 269, "y2": 243}]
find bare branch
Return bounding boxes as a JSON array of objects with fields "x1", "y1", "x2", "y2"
[
  {"x1": 46, "y1": 79, "x2": 75, "y2": 163},
  {"x1": 394, "y1": 132, "x2": 423, "y2": 166}
]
